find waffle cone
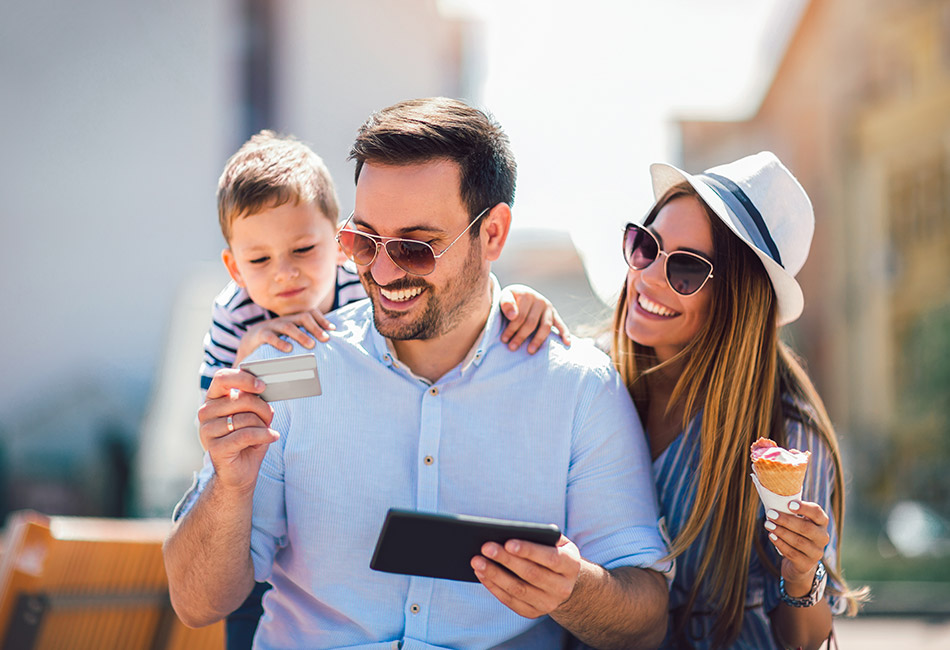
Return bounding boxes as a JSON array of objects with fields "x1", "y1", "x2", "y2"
[{"x1": 752, "y1": 456, "x2": 809, "y2": 496}]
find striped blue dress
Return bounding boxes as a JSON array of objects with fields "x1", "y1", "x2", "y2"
[{"x1": 652, "y1": 399, "x2": 843, "y2": 649}]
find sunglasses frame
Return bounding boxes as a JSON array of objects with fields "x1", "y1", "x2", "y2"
[
  {"x1": 337, "y1": 207, "x2": 491, "y2": 276},
  {"x1": 623, "y1": 222, "x2": 715, "y2": 296}
]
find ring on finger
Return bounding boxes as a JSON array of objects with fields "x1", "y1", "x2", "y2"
[{"x1": 226, "y1": 414, "x2": 235, "y2": 433}]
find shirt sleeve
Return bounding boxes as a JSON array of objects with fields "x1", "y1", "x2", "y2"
[
  {"x1": 565, "y1": 364, "x2": 671, "y2": 576},
  {"x1": 171, "y1": 452, "x2": 215, "y2": 522},
  {"x1": 762, "y1": 416, "x2": 845, "y2": 615}
]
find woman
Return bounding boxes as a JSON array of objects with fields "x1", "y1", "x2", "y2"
[{"x1": 611, "y1": 152, "x2": 865, "y2": 648}]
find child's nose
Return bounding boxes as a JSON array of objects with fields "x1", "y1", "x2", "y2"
[{"x1": 274, "y1": 258, "x2": 300, "y2": 281}]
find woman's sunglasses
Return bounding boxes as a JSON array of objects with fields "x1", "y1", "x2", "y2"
[
  {"x1": 336, "y1": 207, "x2": 489, "y2": 276},
  {"x1": 622, "y1": 223, "x2": 714, "y2": 296}
]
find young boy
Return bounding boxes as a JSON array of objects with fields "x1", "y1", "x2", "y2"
[{"x1": 199, "y1": 130, "x2": 569, "y2": 649}]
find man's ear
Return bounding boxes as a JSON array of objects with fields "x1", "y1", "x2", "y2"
[
  {"x1": 221, "y1": 248, "x2": 246, "y2": 287},
  {"x1": 481, "y1": 203, "x2": 512, "y2": 263}
]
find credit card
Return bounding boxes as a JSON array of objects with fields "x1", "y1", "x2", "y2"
[{"x1": 239, "y1": 353, "x2": 322, "y2": 401}]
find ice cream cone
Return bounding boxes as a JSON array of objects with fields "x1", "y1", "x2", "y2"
[
  {"x1": 751, "y1": 458, "x2": 809, "y2": 496},
  {"x1": 749, "y1": 437, "x2": 811, "y2": 508}
]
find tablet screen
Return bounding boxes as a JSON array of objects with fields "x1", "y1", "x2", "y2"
[{"x1": 370, "y1": 509, "x2": 561, "y2": 582}]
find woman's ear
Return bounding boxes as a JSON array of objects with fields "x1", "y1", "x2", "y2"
[{"x1": 221, "y1": 248, "x2": 246, "y2": 287}]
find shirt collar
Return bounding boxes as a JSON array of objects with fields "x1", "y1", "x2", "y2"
[{"x1": 372, "y1": 274, "x2": 502, "y2": 383}]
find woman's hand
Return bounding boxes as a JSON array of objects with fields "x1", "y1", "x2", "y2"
[
  {"x1": 765, "y1": 501, "x2": 830, "y2": 595},
  {"x1": 499, "y1": 284, "x2": 571, "y2": 354}
]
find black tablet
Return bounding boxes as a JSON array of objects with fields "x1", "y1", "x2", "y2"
[{"x1": 370, "y1": 508, "x2": 562, "y2": 582}]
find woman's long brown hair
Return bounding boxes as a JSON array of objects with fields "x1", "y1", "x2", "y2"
[{"x1": 611, "y1": 184, "x2": 865, "y2": 645}]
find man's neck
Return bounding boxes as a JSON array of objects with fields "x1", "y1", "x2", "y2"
[{"x1": 389, "y1": 281, "x2": 493, "y2": 383}]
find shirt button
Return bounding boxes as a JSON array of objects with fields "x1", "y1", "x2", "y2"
[
  {"x1": 428, "y1": 386, "x2": 439, "y2": 396},
  {"x1": 423, "y1": 455, "x2": 434, "y2": 466},
  {"x1": 391, "y1": 642, "x2": 401, "y2": 650},
  {"x1": 410, "y1": 603, "x2": 421, "y2": 614}
]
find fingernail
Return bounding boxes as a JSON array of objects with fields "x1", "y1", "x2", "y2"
[
  {"x1": 509, "y1": 343, "x2": 518, "y2": 351},
  {"x1": 255, "y1": 379, "x2": 266, "y2": 390},
  {"x1": 483, "y1": 544, "x2": 497, "y2": 558},
  {"x1": 789, "y1": 501, "x2": 800, "y2": 511},
  {"x1": 766, "y1": 509, "x2": 779, "y2": 520},
  {"x1": 764, "y1": 521, "x2": 776, "y2": 531},
  {"x1": 472, "y1": 557, "x2": 486, "y2": 571},
  {"x1": 507, "y1": 541, "x2": 520, "y2": 553},
  {"x1": 527, "y1": 346, "x2": 537, "y2": 354},
  {"x1": 769, "y1": 533, "x2": 778, "y2": 542}
]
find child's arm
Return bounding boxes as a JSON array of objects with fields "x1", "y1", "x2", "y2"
[
  {"x1": 499, "y1": 284, "x2": 571, "y2": 355},
  {"x1": 234, "y1": 310, "x2": 336, "y2": 365}
]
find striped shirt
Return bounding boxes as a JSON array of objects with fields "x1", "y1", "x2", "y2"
[
  {"x1": 199, "y1": 264, "x2": 365, "y2": 390},
  {"x1": 652, "y1": 399, "x2": 844, "y2": 649}
]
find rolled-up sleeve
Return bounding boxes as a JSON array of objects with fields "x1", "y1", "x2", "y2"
[
  {"x1": 172, "y1": 452, "x2": 214, "y2": 522},
  {"x1": 566, "y1": 367, "x2": 671, "y2": 575}
]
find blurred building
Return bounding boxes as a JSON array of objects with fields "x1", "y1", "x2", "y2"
[
  {"x1": 0, "y1": 0, "x2": 481, "y2": 518},
  {"x1": 676, "y1": 0, "x2": 950, "y2": 521}
]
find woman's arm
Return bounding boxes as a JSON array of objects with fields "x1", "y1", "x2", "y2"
[{"x1": 766, "y1": 501, "x2": 833, "y2": 649}]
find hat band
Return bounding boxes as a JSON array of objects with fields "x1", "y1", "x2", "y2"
[{"x1": 698, "y1": 173, "x2": 783, "y2": 268}]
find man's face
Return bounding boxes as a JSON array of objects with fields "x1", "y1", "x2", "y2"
[{"x1": 351, "y1": 159, "x2": 487, "y2": 341}]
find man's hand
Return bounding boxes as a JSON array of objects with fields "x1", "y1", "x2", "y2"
[
  {"x1": 499, "y1": 284, "x2": 571, "y2": 354},
  {"x1": 198, "y1": 368, "x2": 279, "y2": 494},
  {"x1": 470, "y1": 535, "x2": 581, "y2": 618},
  {"x1": 234, "y1": 310, "x2": 335, "y2": 365}
]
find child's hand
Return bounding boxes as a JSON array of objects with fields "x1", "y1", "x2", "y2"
[
  {"x1": 234, "y1": 310, "x2": 335, "y2": 365},
  {"x1": 499, "y1": 284, "x2": 571, "y2": 355}
]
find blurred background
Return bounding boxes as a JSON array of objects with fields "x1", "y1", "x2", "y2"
[{"x1": 1, "y1": 0, "x2": 949, "y2": 638}]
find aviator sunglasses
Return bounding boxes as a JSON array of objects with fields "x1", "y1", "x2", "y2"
[
  {"x1": 622, "y1": 223, "x2": 714, "y2": 296},
  {"x1": 336, "y1": 207, "x2": 490, "y2": 276}
]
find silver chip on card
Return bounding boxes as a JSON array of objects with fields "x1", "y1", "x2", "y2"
[{"x1": 239, "y1": 353, "x2": 322, "y2": 401}]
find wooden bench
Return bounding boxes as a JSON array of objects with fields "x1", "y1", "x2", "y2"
[{"x1": 0, "y1": 510, "x2": 223, "y2": 649}]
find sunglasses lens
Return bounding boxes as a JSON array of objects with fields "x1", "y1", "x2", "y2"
[
  {"x1": 385, "y1": 239, "x2": 436, "y2": 275},
  {"x1": 337, "y1": 230, "x2": 378, "y2": 265},
  {"x1": 623, "y1": 224, "x2": 658, "y2": 269},
  {"x1": 666, "y1": 254, "x2": 713, "y2": 295}
]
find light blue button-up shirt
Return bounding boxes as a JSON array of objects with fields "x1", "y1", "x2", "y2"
[{"x1": 179, "y1": 280, "x2": 667, "y2": 649}]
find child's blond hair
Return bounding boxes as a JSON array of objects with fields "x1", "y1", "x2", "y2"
[{"x1": 217, "y1": 130, "x2": 340, "y2": 242}]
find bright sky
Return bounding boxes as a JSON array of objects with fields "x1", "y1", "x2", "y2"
[{"x1": 442, "y1": 0, "x2": 805, "y2": 302}]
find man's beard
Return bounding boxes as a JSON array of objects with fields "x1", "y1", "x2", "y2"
[{"x1": 361, "y1": 236, "x2": 484, "y2": 341}]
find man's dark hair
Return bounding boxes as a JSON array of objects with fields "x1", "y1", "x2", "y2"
[{"x1": 348, "y1": 97, "x2": 517, "y2": 226}]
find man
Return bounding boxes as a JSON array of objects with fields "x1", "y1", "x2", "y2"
[{"x1": 164, "y1": 97, "x2": 669, "y2": 649}]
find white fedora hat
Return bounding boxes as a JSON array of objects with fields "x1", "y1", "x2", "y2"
[{"x1": 648, "y1": 151, "x2": 814, "y2": 326}]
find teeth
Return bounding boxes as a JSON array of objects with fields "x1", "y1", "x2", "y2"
[
  {"x1": 380, "y1": 286, "x2": 424, "y2": 302},
  {"x1": 638, "y1": 293, "x2": 678, "y2": 317}
]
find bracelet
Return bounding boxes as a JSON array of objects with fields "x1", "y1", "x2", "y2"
[{"x1": 780, "y1": 561, "x2": 827, "y2": 607}]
